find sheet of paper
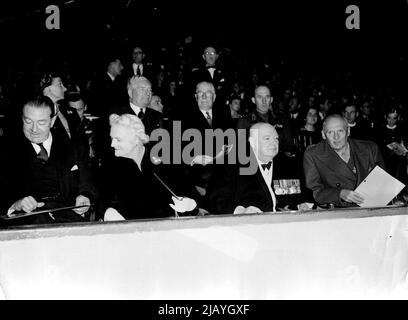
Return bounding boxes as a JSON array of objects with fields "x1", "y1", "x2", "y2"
[{"x1": 354, "y1": 165, "x2": 405, "y2": 207}]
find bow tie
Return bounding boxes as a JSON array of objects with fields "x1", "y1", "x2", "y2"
[{"x1": 261, "y1": 161, "x2": 272, "y2": 171}]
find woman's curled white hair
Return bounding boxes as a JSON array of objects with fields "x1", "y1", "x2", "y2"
[{"x1": 109, "y1": 113, "x2": 149, "y2": 144}]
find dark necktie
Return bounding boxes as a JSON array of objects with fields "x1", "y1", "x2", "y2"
[
  {"x1": 261, "y1": 161, "x2": 272, "y2": 171},
  {"x1": 138, "y1": 109, "x2": 145, "y2": 120},
  {"x1": 205, "y1": 111, "x2": 212, "y2": 127},
  {"x1": 136, "y1": 65, "x2": 141, "y2": 76},
  {"x1": 37, "y1": 143, "x2": 49, "y2": 162}
]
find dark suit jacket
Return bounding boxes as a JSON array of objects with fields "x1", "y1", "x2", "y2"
[
  {"x1": 111, "y1": 102, "x2": 163, "y2": 136},
  {"x1": 180, "y1": 104, "x2": 234, "y2": 189},
  {"x1": 88, "y1": 73, "x2": 128, "y2": 117},
  {"x1": 191, "y1": 66, "x2": 229, "y2": 93},
  {"x1": 303, "y1": 138, "x2": 385, "y2": 207},
  {"x1": 52, "y1": 100, "x2": 90, "y2": 161},
  {"x1": 0, "y1": 132, "x2": 98, "y2": 224},
  {"x1": 124, "y1": 62, "x2": 156, "y2": 83}
]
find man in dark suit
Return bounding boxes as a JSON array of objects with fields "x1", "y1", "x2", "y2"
[
  {"x1": 112, "y1": 76, "x2": 162, "y2": 136},
  {"x1": 303, "y1": 114, "x2": 385, "y2": 208},
  {"x1": 88, "y1": 55, "x2": 127, "y2": 118},
  {"x1": 181, "y1": 81, "x2": 233, "y2": 197},
  {"x1": 124, "y1": 46, "x2": 156, "y2": 82},
  {"x1": 205, "y1": 123, "x2": 309, "y2": 214},
  {"x1": 0, "y1": 96, "x2": 98, "y2": 227},
  {"x1": 190, "y1": 46, "x2": 229, "y2": 105}
]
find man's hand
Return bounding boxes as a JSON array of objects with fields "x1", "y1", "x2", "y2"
[
  {"x1": 12, "y1": 196, "x2": 45, "y2": 213},
  {"x1": 392, "y1": 142, "x2": 408, "y2": 157},
  {"x1": 340, "y1": 189, "x2": 364, "y2": 204},
  {"x1": 73, "y1": 195, "x2": 91, "y2": 216},
  {"x1": 169, "y1": 196, "x2": 197, "y2": 213},
  {"x1": 190, "y1": 155, "x2": 214, "y2": 166},
  {"x1": 245, "y1": 206, "x2": 262, "y2": 213}
]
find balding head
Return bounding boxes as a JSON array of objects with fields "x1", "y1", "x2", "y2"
[
  {"x1": 322, "y1": 114, "x2": 350, "y2": 151},
  {"x1": 249, "y1": 123, "x2": 279, "y2": 162},
  {"x1": 322, "y1": 114, "x2": 348, "y2": 133}
]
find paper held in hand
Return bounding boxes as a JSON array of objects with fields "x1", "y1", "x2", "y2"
[{"x1": 354, "y1": 165, "x2": 405, "y2": 207}]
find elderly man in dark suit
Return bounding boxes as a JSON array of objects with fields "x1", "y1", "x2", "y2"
[
  {"x1": 205, "y1": 122, "x2": 309, "y2": 214},
  {"x1": 181, "y1": 81, "x2": 233, "y2": 198},
  {"x1": 303, "y1": 114, "x2": 385, "y2": 208},
  {"x1": 0, "y1": 96, "x2": 98, "y2": 227},
  {"x1": 112, "y1": 76, "x2": 162, "y2": 136}
]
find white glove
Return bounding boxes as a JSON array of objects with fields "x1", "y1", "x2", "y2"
[
  {"x1": 245, "y1": 206, "x2": 262, "y2": 214},
  {"x1": 233, "y1": 205, "x2": 262, "y2": 214},
  {"x1": 169, "y1": 196, "x2": 197, "y2": 213},
  {"x1": 104, "y1": 207, "x2": 126, "y2": 221},
  {"x1": 190, "y1": 155, "x2": 214, "y2": 166}
]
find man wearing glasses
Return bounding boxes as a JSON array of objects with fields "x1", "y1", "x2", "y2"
[
  {"x1": 181, "y1": 81, "x2": 233, "y2": 201},
  {"x1": 191, "y1": 46, "x2": 229, "y2": 106}
]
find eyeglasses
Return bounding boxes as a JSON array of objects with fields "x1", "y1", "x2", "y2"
[{"x1": 204, "y1": 51, "x2": 217, "y2": 56}]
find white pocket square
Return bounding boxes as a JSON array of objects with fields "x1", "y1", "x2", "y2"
[{"x1": 71, "y1": 165, "x2": 79, "y2": 171}]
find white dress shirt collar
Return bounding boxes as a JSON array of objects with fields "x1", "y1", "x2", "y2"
[
  {"x1": 132, "y1": 63, "x2": 143, "y2": 75},
  {"x1": 130, "y1": 102, "x2": 145, "y2": 116},
  {"x1": 107, "y1": 72, "x2": 115, "y2": 81},
  {"x1": 251, "y1": 148, "x2": 276, "y2": 212},
  {"x1": 200, "y1": 109, "x2": 212, "y2": 118},
  {"x1": 31, "y1": 133, "x2": 53, "y2": 157}
]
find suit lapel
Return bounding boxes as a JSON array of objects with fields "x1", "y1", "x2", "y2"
[
  {"x1": 316, "y1": 140, "x2": 357, "y2": 182},
  {"x1": 350, "y1": 139, "x2": 372, "y2": 185},
  {"x1": 127, "y1": 103, "x2": 137, "y2": 116}
]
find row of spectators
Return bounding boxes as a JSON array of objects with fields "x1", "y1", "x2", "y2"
[{"x1": 0, "y1": 36, "x2": 407, "y2": 224}]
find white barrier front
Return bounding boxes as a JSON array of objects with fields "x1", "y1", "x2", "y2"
[{"x1": 1, "y1": 206, "x2": 408, "y2": 299}]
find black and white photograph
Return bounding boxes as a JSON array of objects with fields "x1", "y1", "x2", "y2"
[{"x1": 0, "y1": 0, "x2": 407, "y2": 304}]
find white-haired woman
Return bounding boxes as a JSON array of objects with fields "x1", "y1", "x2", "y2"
[{"x1": 102, "y1": 113, "x2": 197, "y2": 221}]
